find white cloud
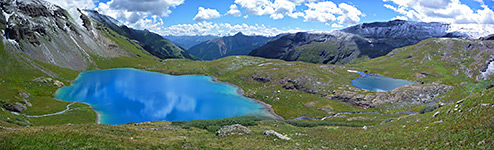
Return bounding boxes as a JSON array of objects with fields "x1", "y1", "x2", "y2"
[
  {"x1": 96, "y1": 0, "x2": 183, "y2": 24},
  {"x1": 43, "y1": 0, "x2": 96, "y2": 27},
  {"x1": 383, "y1": 0, "x2": 494, "y2": 24},
  {"x1": 193, "y1": 7, "x2": 221, "y2": 21},
  {"x1": 304, "y1": 1, "x2": 340, "y2": 22},
  {"x1": 233, "y1": 0, "x2": 310, "y2": 20},
  {"x1": 337, "y1": 3, "x2": 363, "y2": 25},
  {"x1": 330, "y1": 23, "x2": 343, "y2": 28},
  {"x1": 227, "y1": 4, "x2": 242, "y2": 17},
  {"x1": 303, "y1": 1, "x2": 363, "y2": 25},
  {"x1": 159, "y1": 21, "x2": 286, "y2": 36},
  {"x1": 44, "y1": 0, "x2": 96, "y2": 11},
  {"x1": 391, "y1": 16, "x2": 408, "y2": 21}
]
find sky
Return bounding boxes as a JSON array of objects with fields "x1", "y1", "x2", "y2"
[{"x1": 46, "y1": 0, "x2": 494, "y2": 36}]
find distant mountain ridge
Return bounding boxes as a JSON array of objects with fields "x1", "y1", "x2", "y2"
[
  {"x1": 188, "y1": 32, "x2": 274, "y2": 60},
  {"x1": 84, "y1": 10, "x2": 199, "y2": 60},
  {"x1": 249, "y1": 20, "x2": 487, "y2": 64},
  {"x1": 163, "y1": 35, "x2": 219, "y2": 49}
]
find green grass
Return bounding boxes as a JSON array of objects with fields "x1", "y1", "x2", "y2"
[
  {"x1": 1, "y1": 23, "x2": 494, "y2": 149},
  {"x1": 1, "y1": 88, "x2": 492, "y2": 149}
]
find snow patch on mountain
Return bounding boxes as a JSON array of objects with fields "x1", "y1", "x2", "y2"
[
  {"x1": 449, "y1": 24, "x2": 494, "y2": 39},
  {"x1": 481, "y1": 59, "x2": 494, "y2": 80}
]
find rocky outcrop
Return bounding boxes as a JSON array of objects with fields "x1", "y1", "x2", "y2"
[
  {"x1": 252, "y1": 73, "x2": 271, "y2": 83},
  {"x1": 480, "y1": 34, "x2": 494, "y2": 41},
  {"x1": 215, "y1": 124, "x2": 252, "y2": 136},
  {"x1": 2, "y1": 102, "x2": 27, "y2": 112},
  {"x1": 33, "y1": 77, "x2": 64, "y2": 87},
  {"x1": 263, "y1": 130, "x2": 291, "y2": 140},
  {"x1": 328, "y1": 84, "x2": 454, "y2": 108},
  {"x1": 78, "y1": 9, "x2": 91, "y2": 30},
  {"x1": 280, "y1": 76, "x2": 324, "y2": 95}
]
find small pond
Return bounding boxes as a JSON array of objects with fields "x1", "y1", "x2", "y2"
[{"x1": 55, "y1": 68, "x2": 274, "y2": 125}]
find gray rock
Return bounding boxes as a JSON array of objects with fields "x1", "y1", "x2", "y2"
[
  {"x1": 53, "y1": 80, "x2": 64, "y2": 87},
  {"x1": 456, "y1": 99, "x2": 464, "y2": 104},
  {"x1": 263, "y1": 130, "x2": 291, "y2": 140},
  {"x1": 433, "y1": 111, "x2": 440, "y2": 118},
  {"x1": 2, "y1": 102, "x2": 27, "y2": 112},
  {"x1": 252, "y1": 74, "x2": 271, "y2": 83},
  {"x1": 19, "y1": 92, "x2": 30, "y2": 98},
  {"x1": 216, "y1": 124, "x2": 252, "y2": 136}
]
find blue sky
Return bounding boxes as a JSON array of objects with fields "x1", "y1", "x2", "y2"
[{"x1": 47, "y1": 0, "x2": 494, "y2": 36}]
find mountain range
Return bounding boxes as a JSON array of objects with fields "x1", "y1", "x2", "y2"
[
  {"x1": 187, "y1": 32, "x2": 274, "y2": 60},
  {"x1": 1, "y1": 0, "x2": 494, "y2": 149},
  {"x1": 249, "y1": 20, "x2": 481, "y2": 64},
  {"x1": 163, "y1": 35, "x2": 219, "y2": 49}
]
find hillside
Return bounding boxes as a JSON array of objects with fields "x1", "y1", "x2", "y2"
[
  {"x1": 188, "y1": 32, "x2": 273, "y2": 60},
  {"x1": 163, "y1": 35, "x2": 219, "y2": 49},
  {"x1": 0, "y1": 0, "x2": 493, "y2": 149},
  {"x1": 84, "y1": 10, "x2": 198, "y2": 60},
  {"x1": 0, "y1": 0, "x2": 179, "y2": 127},
  {"x1": 249, "y1": 20, "x2": 478, "y2": 64},
  {"x1": 1, "y1": 37, "x2": 494, "y2": 148}
]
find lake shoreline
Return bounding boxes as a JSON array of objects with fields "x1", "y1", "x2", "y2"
[
  {"x1": 210, "y1": 76, "x2": 285, "y2": 120},
  {"x1": 55, "y1": 68, "x2": 284, "y2": 125}
]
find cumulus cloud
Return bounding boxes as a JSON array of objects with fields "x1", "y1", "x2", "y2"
[
  {"x1": 303, "y1": 1, "x2": 363, "y2": 25},
  {"x1": 391, "y1": 16, "x2": 408, "y2": 21},
  {"x1": 227, "y1": 4, "x2": 242, "y2": 17},
  {"x1": 304, "y1": 1, "x2": 340, "y2": 23},
  {"x1": 159, "y1": 21, "x2": 286, "y2": 36},
  {"x1": 337, "y1": 3, "x2": 363, "y2": 25},
  {"x1": 43, "y1": 0, "x2": 96, "y2": 27},
  {"x1": 230, "y1": 0, "x2": 363, "y2": 24},
  {"x1": 233, "y1": 0, "x2": 310, "y2": 20},
  {"x1": 383, "y1": 0, "x2": 494, "y2": 24},
  {"x1": 330, "y1": 23, "x2": 343, "y2": 28},
  {"x1": 234, "y1": 0, "x2": 275, "y2": 16},
  {"x1": 193, "y1": 7, "x2": 221, "y2": 21},
  {"x1": 96, "y1": 0, "x2": 183, "y2": 24},
  {"x1": 44, "y1": 0, "x2": 96, "y2": 11}
]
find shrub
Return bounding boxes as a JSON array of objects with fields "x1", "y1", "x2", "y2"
[{"x1": 418, "y1": 105, "x2": 438, "y2": 114}]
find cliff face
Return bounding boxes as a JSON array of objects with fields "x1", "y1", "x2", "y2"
[
  {"x1": 249, "y1": 20, "x2": 486, "y2": 65},
  {"x1": 188, "y1": 32, "x2": 273, "y2": 60},
  {"x1": 0, "y1": 0, "x2": 141, "y2": 71},
  {"x1": 0, "y1": 0, "x2": 198, "y2": 72}
]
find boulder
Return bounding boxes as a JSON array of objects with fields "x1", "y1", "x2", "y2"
[
  {"x1": 263, "y1": 130, "x2": 291, "y2": 140},
  {"x1": 2, "y1": 102, "x2": 27, "y2": 112},
  {"x1": 19, "y1": 92, "x2": 30, "y2": 99},
  {"x1": 53, "y1": 80, "x2": 65, "y2": 87},
  {"x1": 33, "y1": 77, "x2": 53, "y2": 83},
  {"x1": 433, "y1": 111, "x2": 440, "y2": 118},
  {"x1": 215, "y1": 124, "x2": 252, "y2": 136}
]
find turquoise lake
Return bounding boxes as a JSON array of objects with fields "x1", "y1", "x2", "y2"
[
  {"x1": 351, "y1": 72, "x2": 415, "y2": 92},
  {"x1": 55, "y1": 68, "x2": 273, "y2": 125}
]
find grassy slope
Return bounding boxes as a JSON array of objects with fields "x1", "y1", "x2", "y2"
[
  {"x1": 1, "y1": 29, "x2": 493, "y2": 149},
  {"x1": 1, "y1": 87, "x2": 492, "y2": 149}
]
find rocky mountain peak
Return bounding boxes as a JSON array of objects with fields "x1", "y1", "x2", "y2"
[
  {"x1": 233, "y1": 32, "x2": 245, "y2": 37},
  {"x1": 341, "y1": 20, "x2": 458, "y2": 40}
]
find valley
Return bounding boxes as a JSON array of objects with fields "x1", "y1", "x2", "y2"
[{"x1": 0, "y1": 0, "x2": 493, "y2": 149}]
